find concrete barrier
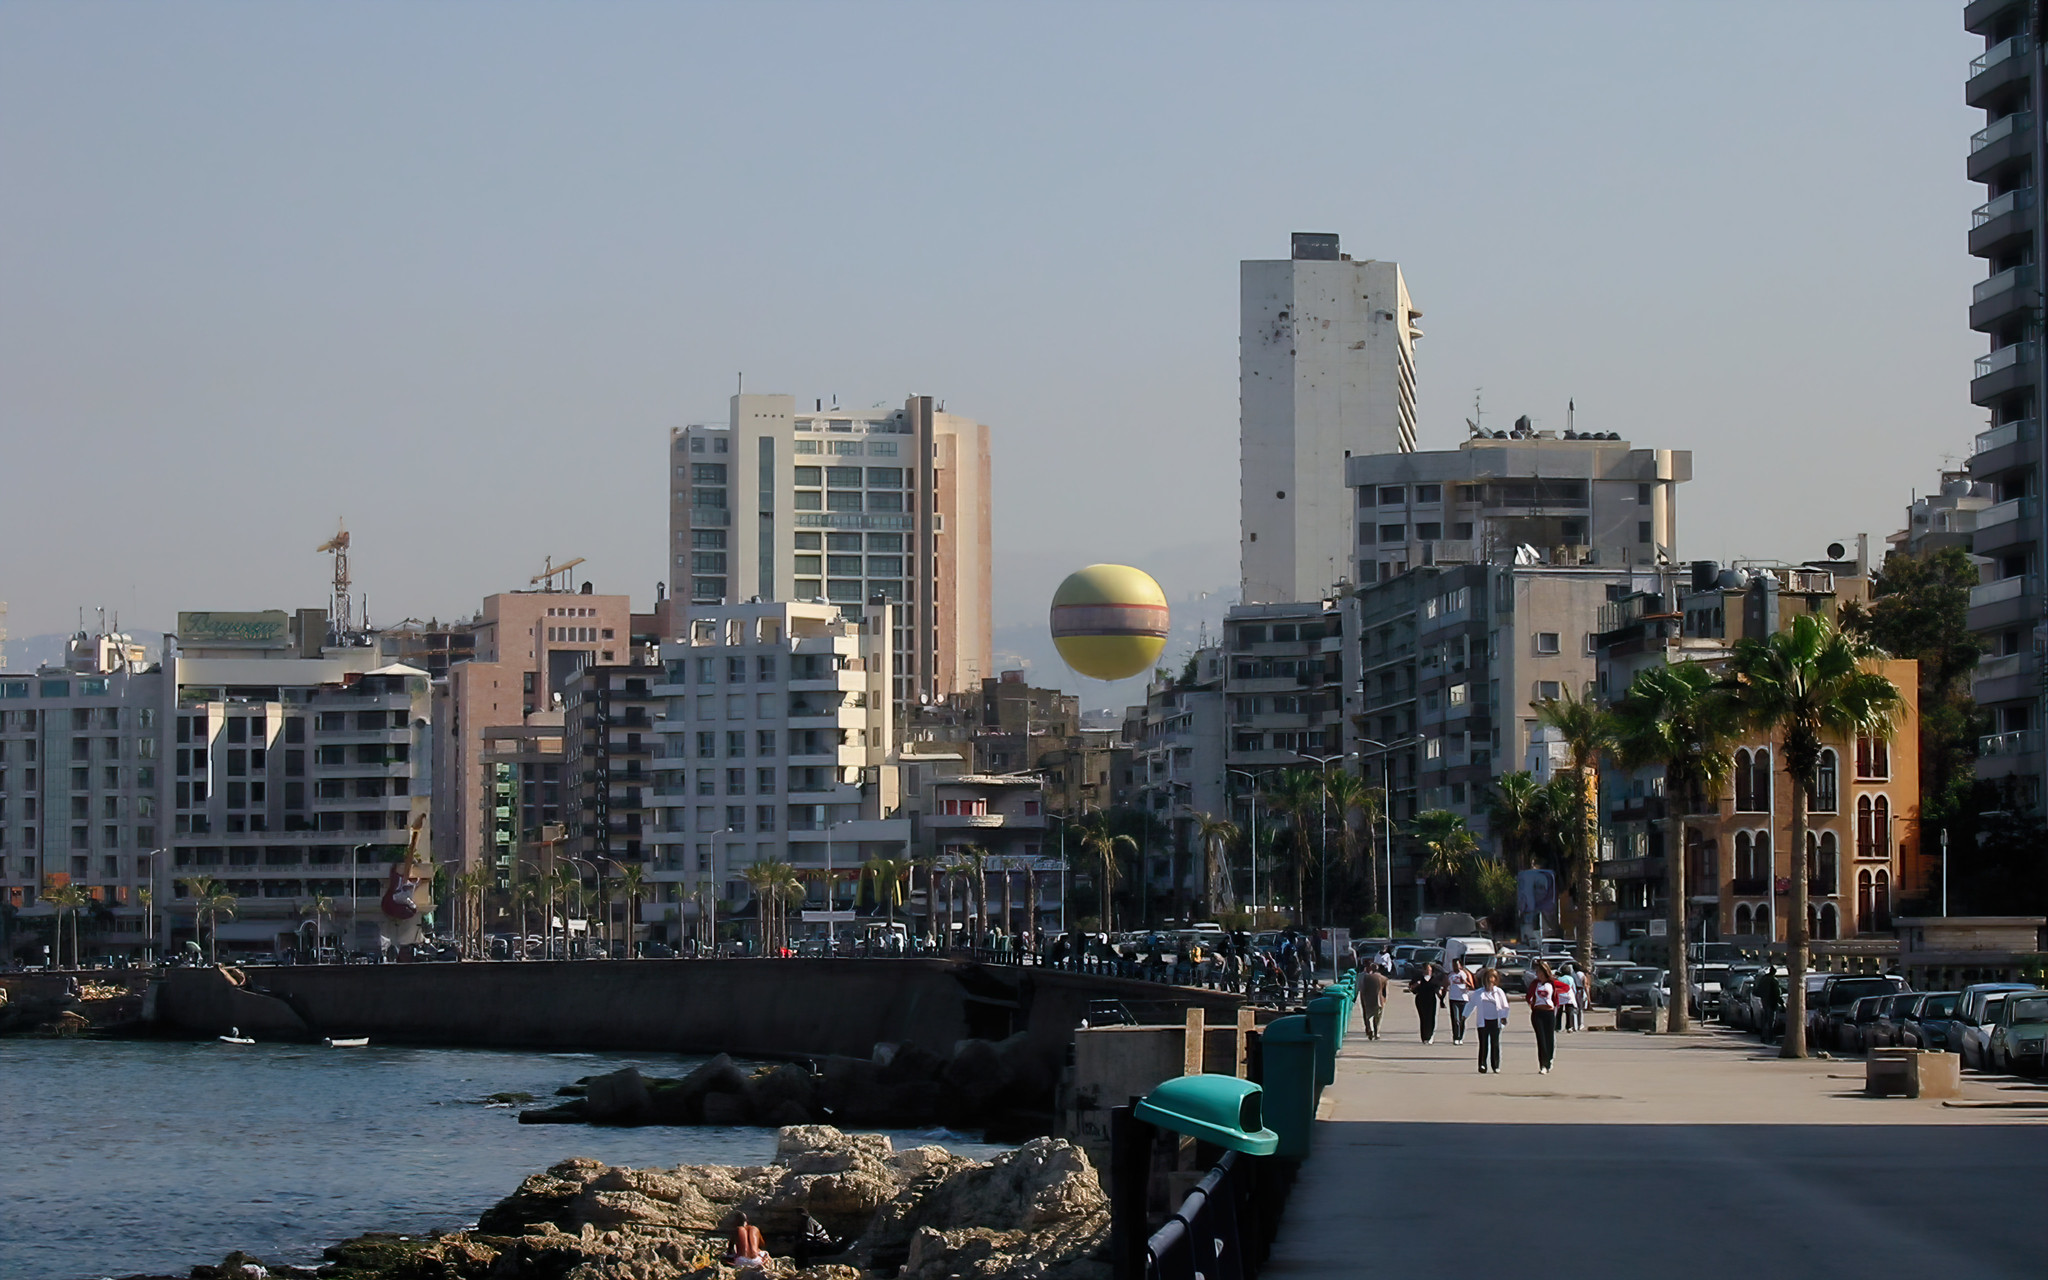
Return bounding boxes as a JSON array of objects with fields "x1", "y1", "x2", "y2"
[{"x1": 1866, "y1": 1047, "x2": 1962, "y2": 1099}]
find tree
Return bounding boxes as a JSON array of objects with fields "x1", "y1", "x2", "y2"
[
  {"x1": 1729, "y1": 612, "x2": 1905, "y2": 1058},
  {"x1": 1534, "y1": 687, "x2": 1617, "y2": 982},
  {"x1": 861, "y1": 856, "x2": 913, "y2": 929},
  {"x1": 1075, "y1": 816, "x2": 1138, "y2": 935},
  {"x1": 1611, "y1": 661, "x2": 1741, "y2": 1033},
  {"x1": 509, "y1": 880, "x2": 541, "y2": 956},
  {"x1": 1467, "y1": 858, "x2": 1516, "y2": 931},
  {"x1": 309, "y1": 892, "x2": 337, "y2": 958},
  {"x1": 1412, "y1": 810, "x2": 1479, "y2": 896},
  {"x1": 956, "y1": 845, "x2": 995, "y2": 948},
  {"x1": 180, "y1": 876, "x2": 237, "y2": 964},
  {"x1": 1190, "y1": 812, "x2": 1240, "y2": 918},
  {"x1": 1262, "y1": 769, "x2": 1326, "y2": 926},
  {"x1": 45, "y1": 883, "x2": 87, "y2": 969},
  {"x1": 1845, "y1": 546, "x2": 1981, "y2": 829},
  {"x1": 742, "y1": 859, "x2": 802, "y2": 954},
  {"x1": 1322, "y1": 771, "x2": 1383, "y2": 923},
  {"x1": 1484, "y1": 772, "x2": 1545, "y2": 873},
  {"x1": 614, "y1": 863, "x2": 647, "y2": 956}
]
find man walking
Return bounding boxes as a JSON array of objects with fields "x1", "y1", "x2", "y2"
[{"x1": 1358, "y1": 963, "x2": 1390, "y2": 1041}]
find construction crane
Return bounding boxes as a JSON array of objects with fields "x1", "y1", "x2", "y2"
[
  {"x1": 316, "y1": 520, "x2": 352, "y2": 635},
  {"x1": 531, "y1": 555, "x2": 586, "y2": 593}
]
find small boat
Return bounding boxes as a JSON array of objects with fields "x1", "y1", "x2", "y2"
[
  {"x1": 219, "y1": 1026, "x2": 255, "y2": 1045},
  {"x1": 322, "y1": 1037, "x2": 369, "y2": 1048}
]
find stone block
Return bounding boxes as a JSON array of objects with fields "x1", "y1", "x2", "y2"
[{"x1": 1615, "y1": 1007, "x2": 1657, "y2": 1032}]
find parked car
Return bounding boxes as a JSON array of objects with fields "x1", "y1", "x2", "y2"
[
  {"x1": 1868, "y1": 991, "x2": 1922, "y2": 1049},
  {"x1": 1808, "y1": 974, "x2": 1908, "y2": 1051},
  {"x1": 1953, "y1": 983, "x2": 2039, "y2": 1069},
  {"x1": 1719, "y1": 966, "x2": 1767, "y2": 1027},
  {"x1": 1902, "y1": 991, "x2": 1960, "y2": 1050},
  {"x1": 1489, "y1": 955, "x2": 1534, "y2": 992},
  {"x1": 1987, "y1": 990, "x2": 2048, "y2": 1075},
  {"x1": 1608, "y1": 966, "x2": 1667, "y2": 1007},
  {"x1": 1688, "y1": 964, "x2": 1732, "y2": 1020},
  {"x1": 1837, "y1": 995, "x2": 1892, "y2": 1055}
]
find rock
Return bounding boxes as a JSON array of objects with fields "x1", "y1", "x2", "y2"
[
  {"x1": 836, "y1": 1079, "x2": 941, "y2": 1128},
  {"x1": 680, "y1": 1051, "x2": 751, "y2": 1097},
  {"x1": 762, "y1": 1099, "x2": 815, "y2": 1127},
  {"x1": 516, "y1": 1103, "x2": 588, "y2": 1124},
  {"x1": 476, "y1": 1157, "x2": 607, "y2": 1233},
  {"x1": 992, "y1": 1029, "x2": 1059, "y2": 1100},
  {"x1": 878, "y1": 1041, "x2": 946, "y2": 1085},
  {"x1": 745, "y1": 1062, "x2": 817, "y2": 1115},
  {"x1": 775, "y1": 1125, "x2": 893, "y2": 1174},
  {"x1": 582, "y1": 1067, "x2": 651, "y2": 1124},
  {"x1": 701, "y1": 1090, "x2": 756, "y2": 1126},
  {"x1": 904, "y1": 1137, "x2": 1105, "y2": 1233},
  {"x1": 484, "y1": 1091, "x2": 534, "y2": 1104}
]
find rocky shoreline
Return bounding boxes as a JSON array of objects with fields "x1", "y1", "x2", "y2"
[
  {"x1": 520, "y1": 1035, "x2": 1054, "y2": 1142},
  {"x1": 116, "y1": 1126, "x2": 1109, "y2": 1280}
]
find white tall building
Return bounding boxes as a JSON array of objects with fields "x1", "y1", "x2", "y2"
[
  {"x1": 669, "y1": 394, "x2": 993, "y2": 715},
  {"x1": 1241, "y1": 232, "x2": 1422, "y2": 605}
]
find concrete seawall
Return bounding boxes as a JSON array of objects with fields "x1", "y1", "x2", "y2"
[{"x1": 153, "y1": 960, "x2": 1242, "y2": 1072}]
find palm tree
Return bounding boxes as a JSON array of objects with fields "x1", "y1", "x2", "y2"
[
  {"x1": 954, "y1": 845, "x2": 995, "y2": 948},
  {"x1": 1728, "y1": 612, "x2": 1905, "y2": 1058},
  {"x1": 1412, "y1": 810, "x2": 1479, "y2": 901},
  {"x1": 1535, "y1": 686, "x2": 1617, "y2": 982},
  {"x1": 614, "y1": 863, "x2": 647, "y2": 956},
  {"x1": 1484, "y1": 772, "x2": 1545, "y2": 873},
  {"x1": 1322, "y1": 771, "x2": 1383, "y2": 921},
  {"x1": 1075, "y1": 815, "x2": 1138, "y2": 935},
  {"x1": 861, "y1": 856, "x2": 913, "y2": 928},
  {"x1": 508, "y1": 880, "x2": 541, "y2": 956},
  {"x1": 1611, "y1": 662, "x2": 1742, "y2": 1033},
  {"x1": 308, "y1": 892, "x2": 337, "y2": 959},
  {"x1": 180, "y1": 876, "x2": 237, "y2": 963},
  {"x1": 1262, "y1": 769, "x2": 1326, "y2": 926},
  {"x1": 1190, "y1": 812, "x2": 1241, "y2": 918},
  {"x1": 45, "y1": 883, "x2": 87, "y2": 969},
  {"x1": 549, "y1": 864, "x2": 581, "y2": 953}
]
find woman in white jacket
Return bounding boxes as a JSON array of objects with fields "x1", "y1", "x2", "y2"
[{"x1": 1466, "y1": 967, "x2": 1513, "y2": 1074}]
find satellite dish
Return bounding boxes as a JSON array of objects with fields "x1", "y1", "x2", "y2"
[{"x1": 1826, "y1": 542, "x2": 1847, "y2": 560}]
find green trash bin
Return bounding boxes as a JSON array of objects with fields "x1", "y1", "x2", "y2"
[
  {"x1": 1305, "y1": 995, "x2": 1343, "y2": 1086},
  {"x1": 1260, "y1": 1014, "x2": 1319, "y2": 1159},
  {"x1": 1133, "y1": 1074, "x2": 1279, "y2": 1155}
]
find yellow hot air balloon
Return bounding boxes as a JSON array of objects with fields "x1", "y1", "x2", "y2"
[{"x1": 1050, "y1": 564, "x2": 1170, "y2": 681}]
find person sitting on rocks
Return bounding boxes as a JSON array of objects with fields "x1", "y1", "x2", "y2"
[{"x1": 729, "y1": 1212, "x2": 769, "y2": 1268}]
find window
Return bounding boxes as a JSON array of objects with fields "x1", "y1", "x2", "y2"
[
  {"x1": 1531, "y1": 632, "x2": 1561, "y2": 655},
  {"x1": 757, "y1": 730, "x2": 777, "y2": 755},
  {"x1": 826, "y1": 491, "x2": 863, "y2": 512},
  {"x1": 826, "y1": 466, "x2": 863, "y2": 488},
  {"x1": 866, "y1": 467, "x2": 903, "y2": 487},
  {"x1": 1855, "y1": 734, "x2": 1889, "y2": 780},
  {"x1": 696, "y1": 732, "x2": 716, "y2": 759},
  {"x1": 1379, "y1": 524, "x2": 1406, "y2": 543},
  {"x1": 756, "y1": 805, "x2": 777, "y2": 832},
  {"x1": 757, "y1": 766, "x2": 777, "y2": 794},
  {"x1": 726, "y1": 806, "x2": 747, "y2": 833},
  {"x1": 1809, "y1": 750, "x2": 1839, "y2": 814},
  {"x1": 1357, "y1": 487, "x2": 1376, "y2": 508},
  {"x1": 727, "y1": 768, "x2": 747, "y2": 795},
  {"x1": 1534, "y1": 681, "x2": 1561, "y2": 701},
  {"x1": 691, "y1": 463, "x2": 727, "y2": 484},
  {"x1": 727, "y1": 731, "x2": 747, "y2": 758},
  {"x1": 1416, "y1": 522, "x2": 1443, "y2": 540},
  {"x1": 1638, "y1": 483, "x2": 1653, "y2": 505},
  {"x1": 1416, "y1": 484, "x2": 1441, "y2": 504},
  {"x1": 1378, "y1": 486, "x2": 1405, "y2": 505}
]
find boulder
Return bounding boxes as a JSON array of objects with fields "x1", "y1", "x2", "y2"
[
  {"x1": 701, "y1": 1091, "x2": 756, "y2": 1127},
  {"x1": 679, "y1": 1051, "x2": 751, "y2": 1097},
  {"x1": 515, "y1": 1103, "x2": 588, "y2": 1124},
  {"x1": 581, "y1": 1067, "x2": 651, "y2": 1125},
  {"x1": 744, "y1": 1062, "x2": 817, "y2": 1115},
  {"x1": 877, "y1": 1040, "x2": 946, "y2": 1085},
  {"x1": 775, "y1": 1125, "x2": 894, "y2": 1174},
  {"x1": 815, "y1": 1053, "x2": 883, "y2": 1114},
  {"x1": 761, "y1": 1099, "x2": 815, "y2": 1127},
  {"x1": 905, "y1": 1138, "x2": 1105, "y2": 1234}
]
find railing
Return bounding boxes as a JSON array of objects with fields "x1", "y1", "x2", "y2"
[
  {"x1": 1976, "y1": 417, "x2": 2037, "y2": 452},
  {"x1": 1971, "y1": 33, "x2": 2031, "y2": 77},
  {"x1": 1973, "y1": 186, "x2": 2035, "y2": 227},
  {"x1": 1972, "y1": 651, "x2": 2032, "y2": 684},
  {"x1": 1971, "y1": 110, "x2": 2032, "y2": 154},
  {"x1": 1973, "y1": 262, "x2": 2034, "y2": 304},
  {"x1": 1142, "y1": 1150, "x2": 1284, "y2": 1280},
  {"x1": 1979, "y1": 728, "x2": 2040, "y2": 757},
  {"x1": 688, "y1": 506, "x2": 731, "y2": 527},
  {"x1": 1975, "y1": 341, "x2": 2036, "y2": 378},
  {"x1": 1969, "y1": 573, "x2": 2038, "y2": 608},
  {"x1": 1977, "y1": 494, "x2": 2035, "y2": 527}
]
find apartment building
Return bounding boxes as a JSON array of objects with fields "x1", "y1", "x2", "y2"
[
  {"x1": 431, "y1": 587, "x2": 634, "y2": 879},
  {"x1": 0, "y1": 631, "x2": 164, "y2": 962},
  {"x1": 668, "y1": 393, "x2": 993, "y2": 717},
  {"x1": 647, "y1": 601, "x2": 910, "y2": 943},
  {"x1": 1891, "y1": 469, "x2": 1995, "y2": 558},
  {"x1": 1594, "y1": 562, "x2": 1920, "y2": 943},
  {"x1": 1126, "y1": 647, "x2": 1229, "y2": 901},
  {"x1": 1963, "y1": 0, "x2": 2048, "y2": 809},
  {"x1": 1241, "y1": 233, "x2": 1421, "y2": 605},
  {"x1": 1346, "y1": 429, "x2": 1688, "y2": 586},
  {"x1": 560, "y1": 661, "x2": 663, "y2": 877},
  {"x1": 919, "y1": 773, "x2": 1056, "y2": 937}
]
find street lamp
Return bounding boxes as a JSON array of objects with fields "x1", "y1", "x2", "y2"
[
  {"x1": 1044, "y1": 810, "x2": 1073, "y2": 949},
  {"x1": 1227, "y1": 768, "x2": 1276, "y2": 922},
  {"x1": 566, "y1": 855, "x2": 600, "y2": 955},
  {"x1": 1355, "y1": 737, "x2": 1416, "y2": 934},
  {"x1": 1292, "y1": 750, "x2": 1358, "y2": 937},
  {"x1": 824, "y1": 819, "x2": 860, "y2": 949},
  {"x1": 350, "y1": 842, "x2": 377, "y2": 961},
  {"x1": 141, "y1": 848, "x2": 165, "y2": 964}
]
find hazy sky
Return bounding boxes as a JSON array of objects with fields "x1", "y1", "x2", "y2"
[{"x1": 0, "y1": 2, "x2": 1983, "y2": 697}]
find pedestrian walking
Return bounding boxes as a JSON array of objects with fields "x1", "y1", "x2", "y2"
[
  {"x1": 1754, "y1": 969, "x2": 1782, "y2": 1044},
  {"x1": 1375, "y1": 946, "x2": 1394, "y2": 975},
  {"x1": 1468, "y1": 967, "x2": 1512, "y2": 1073},
  {"x1": 1358, "y1": 965, "x2": 1390, "y2": 1041},
  {"x1": 1555, "y1": 967, "x2": 1578, "y2": 1033},
  {"x1": 1447, "y1": 958, "x2": 1476, "y2": 1044},
  {"x1": 1574, "y1": 964, "x2": 1590, "y2": 1029},
  {"x1": 1409, "y1": 961, "x2": 1448, "y2": 1044},
  {"x1": 1526, "y1": 960, "x2": 1562, "y2": 1073}
]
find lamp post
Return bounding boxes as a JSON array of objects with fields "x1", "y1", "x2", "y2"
[
  {"x1": 1355, "y1": 738, "x2": 1416, "y2": 934},
  {"x1": 1227, "y1": 769, "x2": 1273, "y2": 922},
  {"x1": 350, "y1": 842, "x2": 376, "y2": 961},
  {"x1": 141, "y1": 848, "x2": 164, "y2": 964},
  {"x1": 1292, "y1": 750, "x2": 1356, "y2": 935},
  {"x1": 566, "y1": 855, "x2": 600, "y2": 955},
  {"x1": 824, "y1": 819, "x2": 858, "y2": 949},
  {"x1": 1044, "y1": 811, "x2": 1072, "y2": 950}
]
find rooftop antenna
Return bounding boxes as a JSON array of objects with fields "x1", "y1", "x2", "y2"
[
  {"x1": 1568, "y1": 398, "x2": 1575, "y2": 434},
  {"x1": 316, "y1": 519, "x2": 353, "y2": 635},
  {"x1": 1473, "y1": 387, "x2": 1484, "y2": 434}
]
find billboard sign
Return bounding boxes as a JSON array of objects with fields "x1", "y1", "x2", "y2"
[{"x1": 177, "y1": 611, "x2": 291, "y2": 648}]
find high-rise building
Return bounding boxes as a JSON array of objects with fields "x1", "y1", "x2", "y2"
[
  {"x1": 1964, "y1": 0, "x2": 2047, "y2": 810},
  {"x1": 1241, "y1": 232, "x2": 1422, "y2": 605},
  {"x1": 669, "y1": 394, "x2": 993, "y2": 717}
]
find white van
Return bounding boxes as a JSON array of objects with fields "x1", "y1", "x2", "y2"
[{"x1": 1442, "y1": 936, "x2": 1497, "y2": 970}]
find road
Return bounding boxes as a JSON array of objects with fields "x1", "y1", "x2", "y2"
[{"x1": 1263, "y1": 996, "x2": 2048, "y2": 1279}]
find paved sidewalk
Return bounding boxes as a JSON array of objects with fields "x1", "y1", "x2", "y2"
[{"x1": 1264, "y1": 996, "x2": 2048, "y2": 1279}]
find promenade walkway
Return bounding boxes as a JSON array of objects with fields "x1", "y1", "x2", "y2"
[{"x1": 1264, "y1": 997, "x2": 2048, "y2": 1280}]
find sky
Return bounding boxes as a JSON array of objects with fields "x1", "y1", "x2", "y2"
[{"x1": 0, "y1": 2, "x2": 1985, "y2": 705}]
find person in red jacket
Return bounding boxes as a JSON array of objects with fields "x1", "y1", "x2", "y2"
[{"x1": 1526, "y1": 960, "x2": 1563, "y2": 1074}]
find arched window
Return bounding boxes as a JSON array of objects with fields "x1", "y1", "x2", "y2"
[
  {"x1": 1807, "y1": 902, "x2": 1820, "y2": 941},
  {"x1": 1857, "y1": 796, "x2": 1875, "y2": 859},
  {"x1": 1857, "y1": 868, "x2": 1874, "y2": 934},
  {"x1": 1817, "y1": 831, "x2": 1839, "y2": 896},
  {"x1": 1819, "y1": 902, "x2": 1839, "y2": 941},
  {"x1": 1755, "y1": 831, "x2": 1772, "y2": 888},
  {"x1": 1734, "y1": 903, "x2": 1753, "y2": 935},
  {"x1": 1734, "y1": 831, "x2": 1754, "y2": 884},
  {"x1": 1875, "y1": 795, "x2": 1890, "y2": 858},
  {"x1": 1749, "y1": 748, "x2": 1772, "y2": 811},
  {"x1": 1874, "y1": 869, "x2": 1891, "y2": 932},
  {"x1": 1735, "y1": 749, "x2": 1754, "y2": 811},
  {"x1": 1810, "y1": 749, "x2": 1839, "y2": 814},
  {"x1": 1755, "y1": 904, "x2": 1771, "y2": 941}
]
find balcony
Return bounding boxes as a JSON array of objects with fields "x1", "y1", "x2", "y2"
[
  {"x1": 1970, "y1": 264, "x2": 2035, "y2": 329},
  {"x1": 1975, "y1": 417, "x2": 2037, "y2": 455},
  {"x1": 1980, "y1": 728, "x2": 2040, "y2": 757},
  {"x1": 1973, "y1": 341, "x2": 2037, "y2": 403},
  {"x1": 1968, "y1": 112, "x2": 2034, "y2": 181},
  {"x1": 1970, "y1": 573, "x2": 2037, "y2": 609},
  {"x1": 1972, "y1": 650, "x2": 2041, "y2": 705},
  {"x1": 1728, "y1": 876, "x2": 1769, "y2": 897},
  {"x1": 688, "y1": 506, "x2": 731, "y2": 528},
  {"x1": 1971, "y1": 187, "x2": 2036, "y2": 256},
  {"x1": 1967, "y1": 34, "x2": 2033, "y2": 108}
]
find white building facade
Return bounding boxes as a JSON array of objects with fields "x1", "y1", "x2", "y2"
[{"x1": 1241, "y1": 233, "x2": 1422, "y2": 605}]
